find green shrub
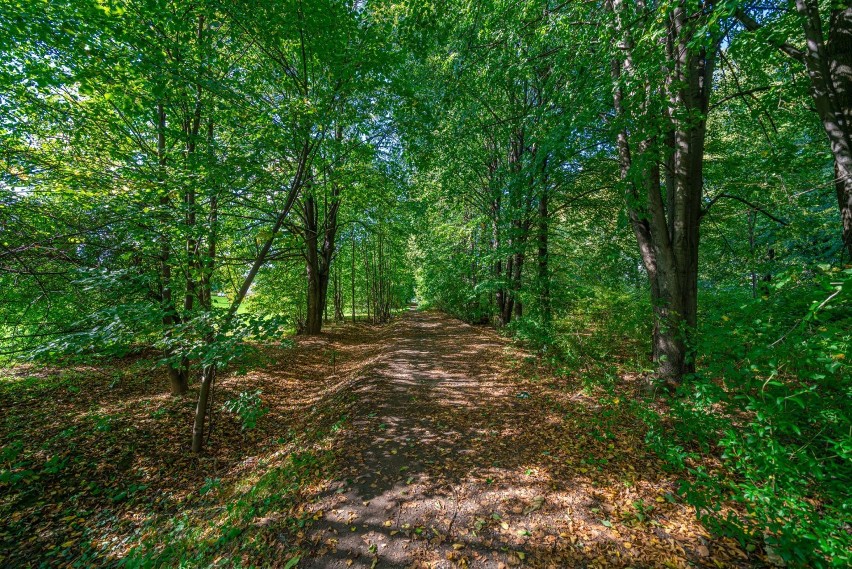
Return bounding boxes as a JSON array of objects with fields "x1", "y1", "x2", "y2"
[{"x1": 223, "y1": 390, "x2": 269, "y2": 431}]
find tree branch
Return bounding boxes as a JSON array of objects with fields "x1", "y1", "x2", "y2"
[
  {"x1": 734, "y1": 9, "x2": 805, "y2": 63},
  {"x1": 710, "y1": 85, "x2": 775, "y2": 111},
  {"x1": 701, "y1": 193, "x2": 789, "y2": 225}
]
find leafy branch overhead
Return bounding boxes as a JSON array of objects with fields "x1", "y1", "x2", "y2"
[{"x1": 0, "y1": 0, "x2": 849, "y2": 567}]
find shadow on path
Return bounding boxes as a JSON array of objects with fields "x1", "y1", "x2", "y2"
[{"x1": 299, "y1": 310, "x2": 749, "y2": 569}]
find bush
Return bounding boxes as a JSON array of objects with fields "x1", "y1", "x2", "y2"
[
  {"x1": 223, "y1": 390, "x2": 269, "y2": 431},
  {"x1": 649, "y1": 268, "x2": 851, "y2": 567}
]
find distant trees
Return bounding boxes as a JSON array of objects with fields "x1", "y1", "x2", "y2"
[{"x1": 393, "y1": 0, "x2": 591, "y2": 329}]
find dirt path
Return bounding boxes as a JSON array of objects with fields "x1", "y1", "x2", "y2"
[
  {"x1": 302, "y1": 310, "x2": 522, "y2": 568},
  {"x1": 298, "y1": 310, "x2": 748, "y2": 569},
  {"x1": 0, "y1": 310, "x2": 755, "y2": 567}
]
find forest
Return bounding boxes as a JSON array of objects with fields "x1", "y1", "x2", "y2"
[{"x1": 0, "y1": 0, "x2": 850, "y2": 567}]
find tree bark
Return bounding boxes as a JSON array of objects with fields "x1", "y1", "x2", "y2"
[
  {"x1": 739, "y1": 3, "x2": 852, "y2": 261},
  {"x1": 303, "y1": 138, "x2": 342, "y2": 334},
  {"x1": 796, "y1": 1, "x2": 852, "y2": 261},
  {"x1": 191, "y1": 361, "x2": 215, "y2": 454},
  {"x1": 333, "y1": 268, "x2": 343, "y2": 321},
  {"x1": 610, "y1": 0, "x2": 716, "y2": 386},
  {"x1": 826, "y1": 5, "x2": 852, "y2": 262},
  {"x1": 364, "y1": 236, "x2": 371, "y2": 322},
  {"x1": 537, "y1": 188, "x2": 550, "y2": 323},
  {"x1": 511, "y1": 248, "x2": 525, "y2": 320},
  {"x1": 304, "y1": 193, "x2": 323, "y2": 334}
]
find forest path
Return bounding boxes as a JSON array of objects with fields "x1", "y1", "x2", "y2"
[
  {"x1": 0, "y1": 311, "x2": 752, "y2": 567},
  {"x1": 298, "y1": 310, "x2": 740, "y2": 569},
  {"x1": 302, "y1": 309, "x2": 524, "y2": 568}
]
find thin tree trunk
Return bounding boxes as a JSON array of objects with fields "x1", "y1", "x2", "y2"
[
  {"x1": 200, "y1": 119, "x2": 217, "y2": 312},
  {"x1": 191, "y1": 141, "x2": 311, "y2": 453},
  {"x1": 364, "y1": 236, "x2": 371, "y2": 323},
  {"x1": 537, "y1": 189, "x2": 550, "y2": 323},
  {"x1": 334, "y1": 267, "x2": 344, "y2": 321},
  {"x1": 748, "y1": 210, "x2": 757, "y2": 298},
  {"x1": 502, "y1": 254, "x2": 514, "y2": 324},
  {"x1": 304, "y1": 194, "x2": 323, "y2": 334},
  {"x1": 156, "y1": 103, "x2": 189, "y2": 396},
  {"x1": 179, "y1": 20, "x2": 204, "y2": 385},
  {"x1": 512, "y1": 249, "x2": 524, "y2": 319}
]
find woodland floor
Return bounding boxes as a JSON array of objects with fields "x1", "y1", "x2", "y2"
[{"x1": 0, "y1": 310, "x2": 760, "y2": 568}]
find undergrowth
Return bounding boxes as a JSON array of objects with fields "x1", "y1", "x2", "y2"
[
  {"x1": 516, "y1": 274, "x2": 851, "y2": 568},
  {"x1": 121, "y1": 450, "x2": 331, "y2": 568}
]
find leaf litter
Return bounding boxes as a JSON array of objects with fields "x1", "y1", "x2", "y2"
[{"x1": 1, "y1": 311, "x2": 760, "y2": 567}]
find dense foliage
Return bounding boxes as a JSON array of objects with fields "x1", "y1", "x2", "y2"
[{"x1": 1, "y1": 0, "x2": 850, "y2": 566}]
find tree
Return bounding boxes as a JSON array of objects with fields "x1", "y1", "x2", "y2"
[
  {"x1": 736, "y1": 2, "x2": 852, "y2": 261},
  {"x1": 607, "y1": 0, "x2": 721, "y2": 384},
  {"x1": 298, "y1": 148, "x2": 342, "y2": 335}
]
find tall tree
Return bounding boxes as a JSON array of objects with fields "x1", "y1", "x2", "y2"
[
  {"x1": 607, "y1": 0, "x2": 720, "y2": 384},
  {"x1": 736, "y1": 2, "x2": 852, "y2": 261}
]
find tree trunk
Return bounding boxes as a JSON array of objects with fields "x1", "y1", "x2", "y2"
[
  {"x1": 501, "y1": 254, "x2": 514, "y2": 324},
  {"x1": 304, "y1": 250, "x2": 331, "y2": 334},
  {"x1": 156, "y1": 103, "x2": 189, "y2": 396},
  {"x1": 748, "y1": 209, "x2": 757, "y2": 298},
  {"x1": 827, "y1": 6, "x2": 852, "y2": 262},
  {"x1": 305, "y1": 268, "x2": 324, "y2": 334},
  {"x1": 179, "y1": 41, "x2": 204, "y2": 387},
  {"x1": 304, "y1": 193, "x2": 322, "y2": 334},
  {"x1": 511, "y1": 249, "x2": 524, "y2": 319},
  {"x1": 200, "y1": 120, "x2": 217, "y2": 311},
  {"x1": 609, "y1": 0, "x2": 715, "y2": 386},
  {"x1": 302, "y1": 171, "x2": 341, "y2": 334},
  {"x1": 797, "y1": 1, "x2": 852, "y2": 261},
  {"x1": 836, "y1": 161, "x2": 852, "y2": 263},
  {"x1": 191, "y1": 362, "x2": 215, "y2": 453},
  {"x1": 537, "y1": 188, "x2": 551, "y2": 324},
  {"x1": 495, "y1": 255, "x2": 505, "y2": 324},
  {"x1": 333, "y1": 268, "x2": 344, "y2": 321},
  {"x1": 364, "y1": 237, "x2": 371, "y2": 322}
]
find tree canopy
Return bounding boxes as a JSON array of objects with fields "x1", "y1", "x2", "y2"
[{"x1": 1, "y1": 0, "x2": 850, "y2": 566}]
